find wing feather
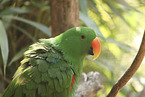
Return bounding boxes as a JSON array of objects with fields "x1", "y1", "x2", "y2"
[{"x1": 2, "y1": 40, "x2": 74, "y2": 97}]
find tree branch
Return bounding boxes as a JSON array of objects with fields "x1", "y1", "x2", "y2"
[{"x1": 107, "y1": 31, "x2": 145, "y2": 97}]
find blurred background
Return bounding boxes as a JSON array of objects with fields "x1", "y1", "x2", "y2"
[{"x1": 0, "y1": 0, "x2": 144, "y2": 97}]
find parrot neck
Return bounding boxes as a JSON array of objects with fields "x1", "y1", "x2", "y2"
[
  {"x1": 69, "y1": 56, "x2": 84, "y2": 76},
  {"x1": 50, "y1": 36, "x2": 85, "y2": 76},
  {"x1": 62, "y1": 47, "x2": 85, "y2": 77}
]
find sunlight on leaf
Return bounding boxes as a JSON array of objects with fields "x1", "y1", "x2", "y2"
[
  {"x1": 115, "y1": 0, "x2": 141, "y2": 13},
  {"x1": 107, "y1": 38, "x2": 136, "y2": 52},
  {"x1": 108, "y1": 43, "x2": 121, "y2": 59}
]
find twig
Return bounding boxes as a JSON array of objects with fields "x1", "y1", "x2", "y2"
[{"x1": 107, "y1": 31, "x2": 145, "y2": 97}]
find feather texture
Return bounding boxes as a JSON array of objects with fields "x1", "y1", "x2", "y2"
[{"x1": 3, "y1": 40, "x2": 74, "y2": 97}]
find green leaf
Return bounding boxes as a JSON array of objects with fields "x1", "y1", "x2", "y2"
[
  {"x1": 0, "y1": 0, "x2": 9, "y2": 5},
  {"x1": 79, "y1": 0, "x2": 88, "y2": 16},
  {"x1": 31, "y1": 2, "x2": 50, "y2": 12},
  {"x1": 0, "y1": 20, "x2": 9, "y2": 75},
  {"x1": 1, "y1": 15, "x2": 13, "y2": 29},
  {"x1": 115, "y1": 0, "x2": 141, "y2": 13},
  {"x1": 4, "y1": 16, "x2": 52, "y2": 36},
  {"x1": 12, "y1": 24, "x2": 36, "y2": 42},
  {"x1": 79, "y1": 12, "x2": 105, "y2": 39},
  {"x1": 8, "y1": 47, "x2": 28, "y2": 66},
  {"x1": 0, "y1": 7, "x2": 30, "y2": 15}
]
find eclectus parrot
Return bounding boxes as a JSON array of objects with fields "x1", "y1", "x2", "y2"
[{"x1": 2, "y1": 27, "x2": 101, "y2": 97}]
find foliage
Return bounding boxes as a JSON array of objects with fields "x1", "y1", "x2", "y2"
[
  {"x1": 0, "y1": 0, "x2": 145, "y2": 96},
  {"x1": 81, "y1": 0, "x2": 145, "y2": 97}
]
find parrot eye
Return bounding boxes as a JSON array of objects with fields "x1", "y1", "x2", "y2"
[{"x1": 81, "y1": 35, "x2": 85, "y2": 39}]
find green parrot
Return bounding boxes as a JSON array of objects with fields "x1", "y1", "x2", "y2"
[{"x1": 2, "y1": 27, "x2": 101, "y2": 97}]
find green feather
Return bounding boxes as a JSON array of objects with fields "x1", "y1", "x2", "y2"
[
  {"x1": 29, "y1": 58, "x2": 37, "y2": 66},
  {"x1": 56, "y1": 70, "x2": 63, "y2": 87},
  {"x1": 41, "y1": 72, "x2": 49, "y2": 82},
  {"x1": 38, "y1": 84, "x2": 47, "y2": 97},
  {"x1": 48, "y1": 78, "x2": 55, "y2": 89},
  {"x1": 14, "y1": 86, "x2": 23, "y2": 97},
  {"x1": 61, "y1": 72, "x2": 68, "y2": 88},
  {"x1": 25, "y1": 90, "x2": 36, "y2": 97},
  {"x1": 26, "y1": 81, "x2": 36, "y2": 90},
  {"x1": 37, "y1": 59, "x2": 49, "y2": 72},
  {"x1": 54, "y1": 78, "x2": 62, "y2": 92}
]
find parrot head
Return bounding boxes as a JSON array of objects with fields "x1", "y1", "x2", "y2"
[{"x1": 55, "y1": 27, "x2": 101, "y2": 60}]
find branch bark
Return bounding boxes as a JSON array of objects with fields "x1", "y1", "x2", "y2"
[
  {"x1": 50, "y1": 0, "x2": 79, "y2": 36},
  {"x1": 107, "y1": 31, "x2": 145, "y2": 97}
]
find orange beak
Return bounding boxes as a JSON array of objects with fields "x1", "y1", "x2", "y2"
[{"x1": 91, "y1": 37, "x2": 101, "y2": 60}]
